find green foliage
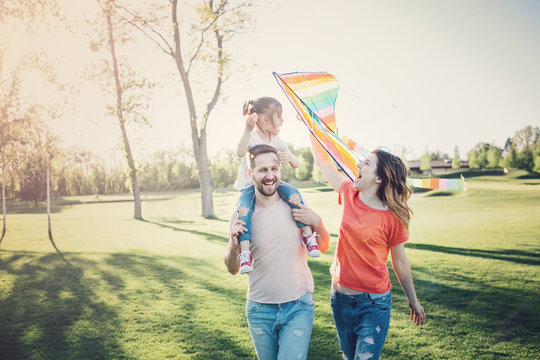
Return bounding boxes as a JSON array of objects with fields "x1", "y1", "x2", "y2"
[
  {"x1": 210, "y1": 150, "x2": 241, "y2": 190},
  {"x1": 502, "y1": 125, "x2": 540, "y2": 173},
  {"x1": 486, "y1": 145, "x2": 502, "y2": 169},
  {"x1": 502, "y1": 147, "x2": 519, "y2": 169},
  {"x1": 19, "y1": 154, "x2": 46, "y2": 207},
  {"x1": 429, "y1": 150, "x2": 449, "y2": 161},
  {"x1": 295, "y1": 147, "x2": 314, "y2": 181},
  {"x1": 452, "y1": 146, "x2": 461, "y2": 169},
  {"x1": 420, "y1": 152, "x2": 432, "y2": 171},
  {"x1": 312, "y1": 165, "x2": 324, "y2": 184},
  {"x1": 519, "y1": 147, "x2": 535, "y2": 172}
]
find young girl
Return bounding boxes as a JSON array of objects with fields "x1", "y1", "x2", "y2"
[
  {"x1": 309, "y1": 136, "x2": 425, "y2": 360},
  {"x1": 233, "y1": 97, "x2": 320, "y2": 274}
]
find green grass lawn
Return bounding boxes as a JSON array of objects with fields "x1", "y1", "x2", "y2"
[{"x1": 0, "y1": 176, "x2": 539, "y2": 359}]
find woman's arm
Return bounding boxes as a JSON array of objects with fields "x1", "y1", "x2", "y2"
[
  {"x1": 391, "y1": 243, "x2": 426, "y2": 326},
  {"x1": 309, "y1": 135, "x2": 347, "y2": 192}
]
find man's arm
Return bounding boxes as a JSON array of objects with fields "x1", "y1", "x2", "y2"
[
  {"x1": 223, "y1": 215, "x2": 246, "y2": 275},
  {"x1": 290, "y1": 201, "x2": 330, "y2": 253}
]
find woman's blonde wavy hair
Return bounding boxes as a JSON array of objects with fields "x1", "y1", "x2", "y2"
[{"x1": 373, "y1": 149, "x2": 413, "y2": 229}]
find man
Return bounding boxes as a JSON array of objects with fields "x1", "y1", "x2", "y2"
[{"x1": 223, "y1": 144, "x2": 330, "y2": 360}]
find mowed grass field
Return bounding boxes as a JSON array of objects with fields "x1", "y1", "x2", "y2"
[{"x1": 0, "y1": 175, "x2": 538, "y2": 359}]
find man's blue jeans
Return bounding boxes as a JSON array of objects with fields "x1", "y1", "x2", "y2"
[
  {"x1": 237, "y1": 182, "x2": 306, "y2": 242},
  {"x1": 330, "y1": 289, "x2": 392, "y2": 360},
  {"x1": 246, "y1": 292, "x2": 314, "y2": 360}
]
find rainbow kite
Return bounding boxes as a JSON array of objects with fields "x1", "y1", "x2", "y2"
[{"x1": 273, "y1": 71, "x2": 467, "y2": 191}]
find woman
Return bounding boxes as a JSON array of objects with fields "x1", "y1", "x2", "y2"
[{"x1": 309, "y1": 137, "x2": 425, "y2": 360}]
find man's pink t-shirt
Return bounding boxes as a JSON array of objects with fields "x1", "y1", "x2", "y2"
[{"x1": 330, "y1": 181, "x2": 408, "y2": 293}]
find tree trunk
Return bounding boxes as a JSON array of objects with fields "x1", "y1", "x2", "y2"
[
  {"x1": 171, "y1": 0, "x2": 215, "y2": 218},
  {"x1": 105, "y1": 0, "x2": 142, "y2": 219},
  {"x1": 1, "y1": 167, "x2": 6, "y2": 244},
  {"x1": 194, "y1": 130, "x2": 215, "y2": 218},
  {"x1": 46, "y1": 152, "x2": 52, "y2": 240}
]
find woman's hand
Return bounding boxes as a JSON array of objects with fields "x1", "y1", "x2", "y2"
[{"x1": 408, "y1": 300, "x2": 426, "y2": 326}]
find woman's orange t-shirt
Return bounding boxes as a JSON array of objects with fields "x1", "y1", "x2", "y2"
[{"x1": 330, "y1": 181, "x2": 409, "y2": 293}]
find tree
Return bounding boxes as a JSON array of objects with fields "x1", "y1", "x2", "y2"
[
  {"x1": 512, "y1": 125, "x2": 540, "y2": 172},
  {"x1": 122, "y1": 0, "x2": 253, "y2": 218},
  {"x1": 420, "y1": 151, "x2": 432, "y2": 172},
  {"x1": 1, "y1": 1, "x2": 62, "y2": 243},
  {"x1": 534, "y1": 146, "x2": 540, "y2": 173},
  {"x1": 90, "y1": 0, "x2": 155, "y2": 219},
  {"x1": 468, "y1": 150, "x2": 480, "y2": 169},
  {"x1": 486, "y1": 145, "x2": 502, "y2": 169},
  {"x1": 502, "y1": 147, "x2": 519, "y2": 170},
  {"x1": 429, "y1": 150, "x2": 449, "y2": 161},
  {"x1": 18, "y1": 118, "x2": 60, "y2": 208},
  {"x1": 452, "y1": 146, "x2": 461, "y2": 169},
  {"x1": 295, "y1": 147, "x2": 314, "y2": 181},
  {"x1": 513, "y1": 125, "x2": 540, "y2": 150},
  {"x1": 400, "y1": 147, "x2": 409, "y2": 171},
  {"x1": 312, "y1": 165, "x2": 324, "y2": 184},
  {"x1": 519, "y1": 147, "x2": 534, "y2": 172}
]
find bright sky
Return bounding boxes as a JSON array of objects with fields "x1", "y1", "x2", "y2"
[{"x1": 6, "y1": 0, "x2": 540, "y2": 161}]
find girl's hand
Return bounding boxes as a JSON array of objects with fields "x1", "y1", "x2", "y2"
[
  {"x1": 246, "y1": 113, "x2": 258, "y2": 131},
  {"x1": 277, "y1": 150, "x2": 289, "y2": 164}
]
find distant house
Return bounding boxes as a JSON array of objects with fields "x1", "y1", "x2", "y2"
[{"x1": 408, "y1": 159, "x2": 469, "y2": 174}]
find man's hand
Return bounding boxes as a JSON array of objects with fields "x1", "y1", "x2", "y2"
[
  {"x1": 223, "y1": 218, "x2": 246, "y2": 275},
  {"x1": 290, "y1": 200, "x2": 321, "y2": 227},
  {"x1": 230, "y1": 219, "x2": 247, "y2": 237}
]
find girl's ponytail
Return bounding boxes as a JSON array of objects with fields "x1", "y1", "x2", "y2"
[{"x1": 242, "y1": 100, "x2": 254, "y2": 116}]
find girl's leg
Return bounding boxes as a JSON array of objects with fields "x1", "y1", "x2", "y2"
[
  {"x1": 277, "y1": 182, "x2": 320, "y2": 257},
  {"x1": 277, "y1": 182, "x2": 307, "y2": 229},
  {"x1": 236, "y1": 185, "x2": 256, "y2": 243},
  {"x1": 236, "y1": 186, "x2": 256, "y2": 273}
]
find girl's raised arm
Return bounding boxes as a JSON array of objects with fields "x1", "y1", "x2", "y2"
[{"x1": 236, "y1": 113, "x2": 257, "y2": 157}]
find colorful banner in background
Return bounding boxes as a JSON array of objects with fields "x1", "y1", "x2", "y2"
[
  {"x1": 407, "y1": 174, "x2": 467, "y2": 191},
  {"x1": 273, "y1": 71, "x2": 467, "y2": 191}
]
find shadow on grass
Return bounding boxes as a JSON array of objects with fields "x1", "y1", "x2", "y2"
[
  {"x1": 140, "y1": 219, "x2": 228, "y2": 244},
  {"x1": 407, "y1": 243, "x2": 540, "y2": 266},
  {"x1": 399, "y1": 263, "x2": 539, "y2": 349},
  {"x1": 0, "y1": 251, "x2": 256, "y2": 359},
  {"x1": 0, "y1": 252, "x2": 126, "y2": 360},
  {"x1": 7, "y1": 205, "x2": 67, "y2": 214}
]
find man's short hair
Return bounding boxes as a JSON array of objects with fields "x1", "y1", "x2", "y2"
[{"x1": 248, "y1": 144, "x2": 278, "y2": 169}]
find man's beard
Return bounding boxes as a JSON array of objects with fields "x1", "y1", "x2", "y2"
[{"x1": 256, "y1": 176, "x2": 278, "y2": 197}]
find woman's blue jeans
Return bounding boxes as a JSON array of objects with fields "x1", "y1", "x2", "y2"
[
  {"x1": 246, "y1": 292, "x2": 315, "y2": 360},
  {"x1": 237, "y1": 182, "x2": 306, "y2": 242},
  {"x1": 330, "y1": 289, "x2": 392, "y2": 360}
]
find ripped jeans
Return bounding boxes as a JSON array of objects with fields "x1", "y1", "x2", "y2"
[
  {"x1": 330, "y1": 289, "x2": 391, "y2": 360},
  {"x1": 246, "y1": 292, "x2": 314, "y2": 360}
]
